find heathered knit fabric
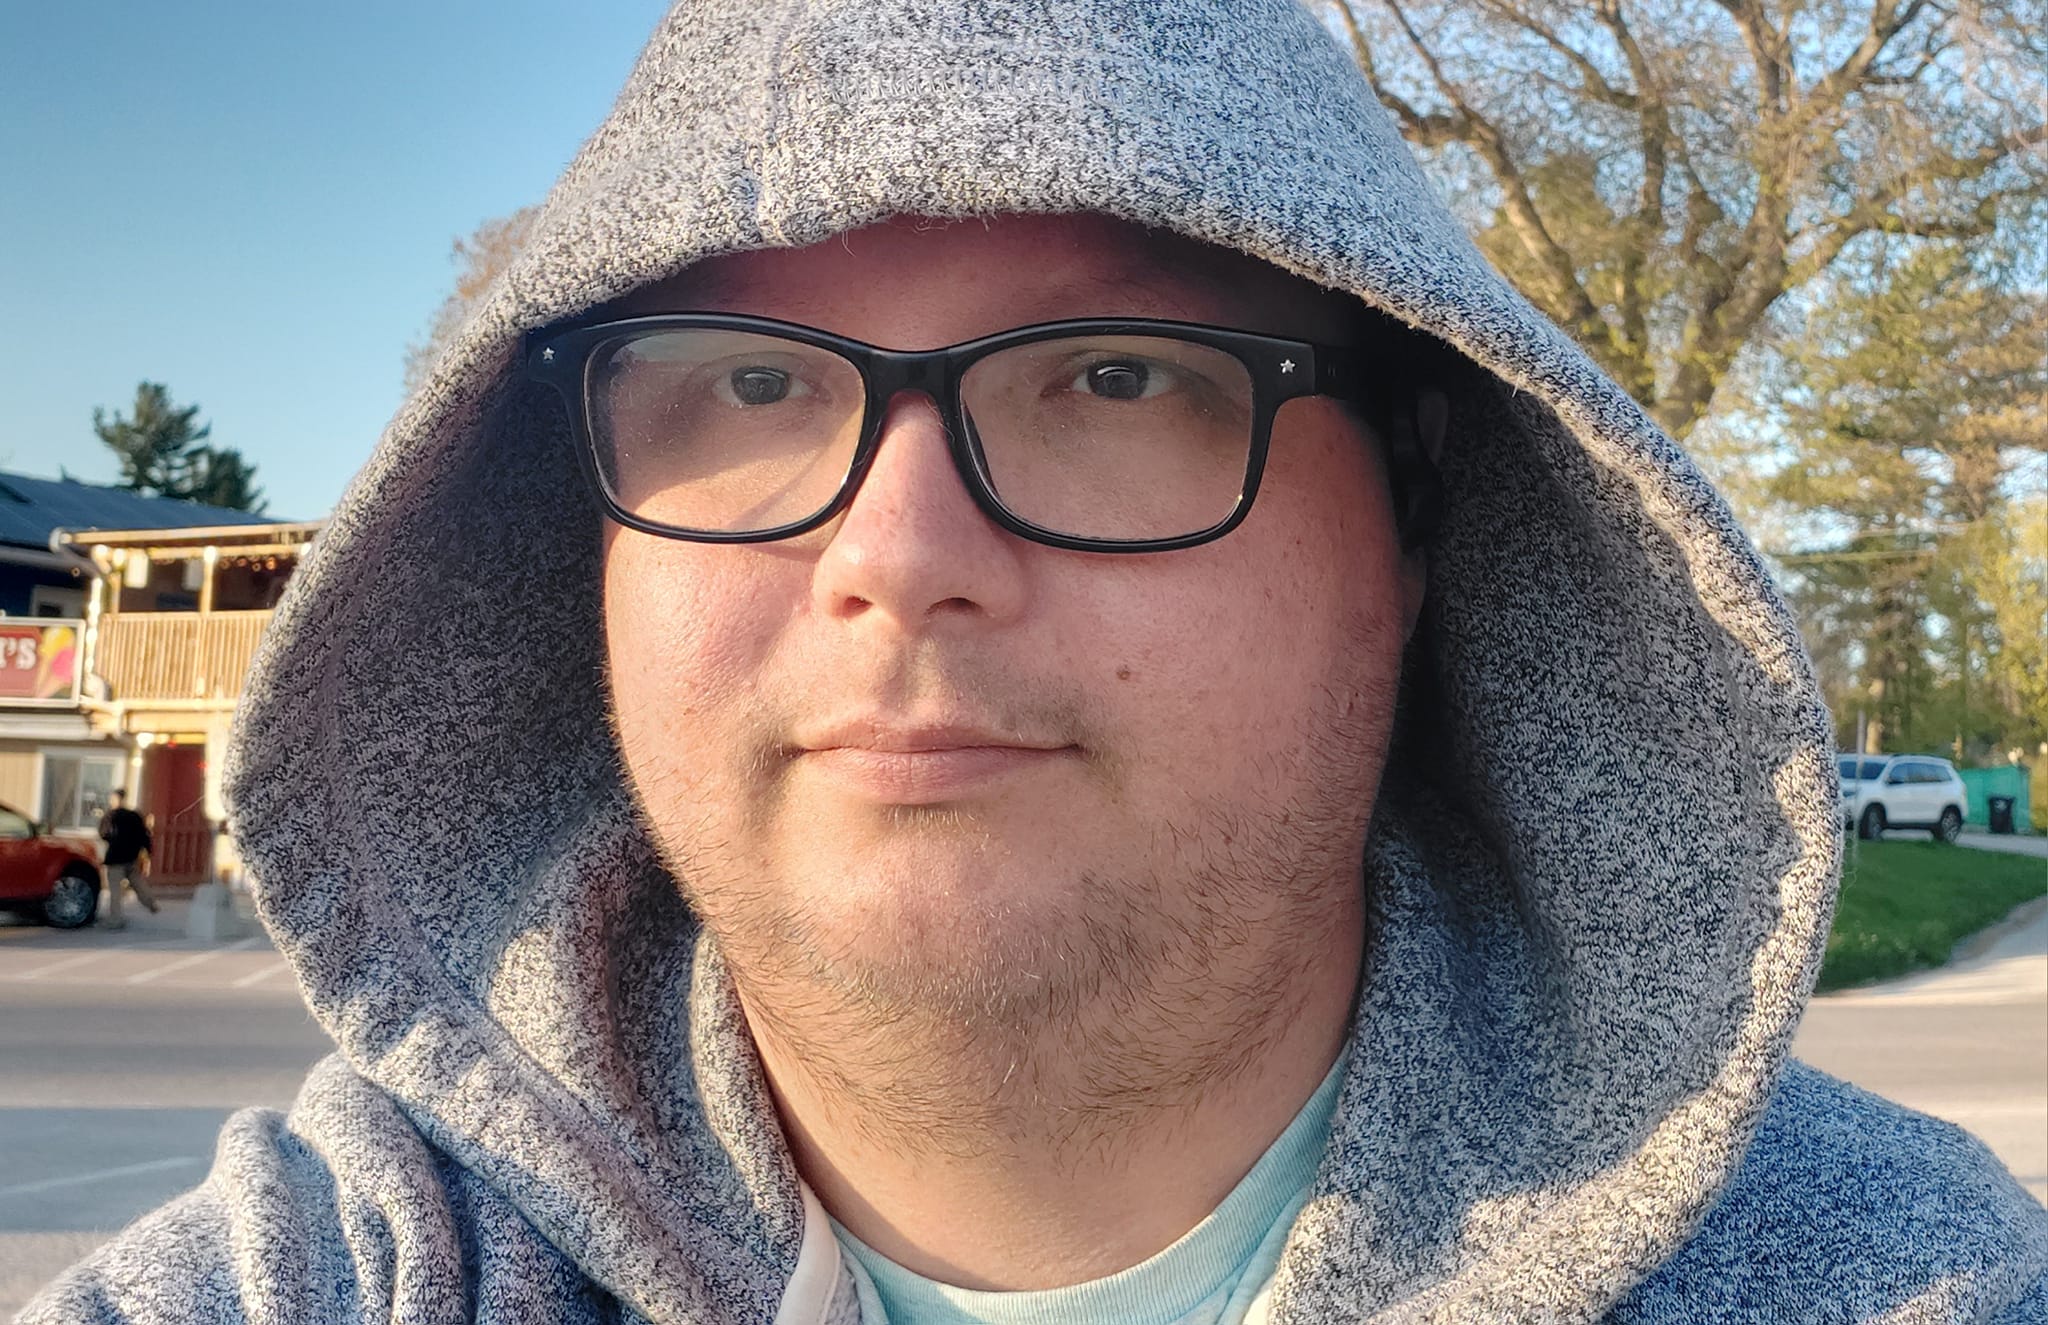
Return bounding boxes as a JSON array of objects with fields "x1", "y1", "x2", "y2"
[{"x1": 21, "y1": 1, "x2": 2047, "y2": 1322}]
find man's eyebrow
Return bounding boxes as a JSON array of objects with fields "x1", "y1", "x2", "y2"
[
  {"x1": 1046, "y1": 239, "x2": 1224, "y2": 300},
  {"x1": 645, "y1": 262, "x2": 741, "y2": 307}
]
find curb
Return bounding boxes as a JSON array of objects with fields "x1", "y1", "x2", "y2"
[{"x1": 1947, "y1": 894, "x2": 2048, "y2": 965}]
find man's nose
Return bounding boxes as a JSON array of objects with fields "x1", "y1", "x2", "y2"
[{"x1": 809, "y1": 392, "x2": 1029, "y2": 629}]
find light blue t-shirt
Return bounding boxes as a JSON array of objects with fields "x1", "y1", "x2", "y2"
[{"x1": 831, "y1": 1052, "x2": 1346, "y2": 1325}]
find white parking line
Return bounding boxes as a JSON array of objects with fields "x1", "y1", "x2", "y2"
[
  {"x1": 125, "y1": 951, "x2": 226, "y2": 985},
  {"x1": 12, "y1": 951, "x2": 104, "y2": 981},
  {"x1": 230, "y1": 959, "x2": 290, "y2": 988},
  {"x1": 0, "y1": 1156, "x2": 203, "y2": 1200}
]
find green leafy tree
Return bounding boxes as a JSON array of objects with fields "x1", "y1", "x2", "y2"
[
  {"x1": 91, "y1": 382, "x2": 268, "y2": 514},
  {"x1": 1766, "y1": 246, "x2": 2046, "y2": 755},
  {"x1": 1322, "y1": 0, "x2": 2046, "y2": 764},
  {"x1": 1971, "y1": 493, "x2": 2048, "y2": 753}
]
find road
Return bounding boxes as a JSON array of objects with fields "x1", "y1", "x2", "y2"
[
  {"x1": 0, "y1": 900, "x2": 332, "y2": 1317},
  {"x1": 2, "y1": 859, "x2": 2043, "y2": 1316}
]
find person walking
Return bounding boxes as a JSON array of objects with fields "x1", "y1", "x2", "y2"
[{"x1": 95, "y1": 789, "x2": 158, "y2": 930}]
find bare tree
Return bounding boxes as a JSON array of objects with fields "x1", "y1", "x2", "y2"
[
  {"x1": 1326, "y1": 0, "x2": 2046, "y2": 438},
  {"x1": 403, "y1": 207, "x2": 540, "y2": 396}
]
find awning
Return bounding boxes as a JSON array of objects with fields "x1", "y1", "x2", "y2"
[{"x1": 0, "y1": 710, "x2": 102, "y2": 742}]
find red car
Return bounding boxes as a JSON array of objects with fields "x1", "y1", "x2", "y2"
[{"x1": 0, "y1": 801, "x2": 102, "y2": 928}]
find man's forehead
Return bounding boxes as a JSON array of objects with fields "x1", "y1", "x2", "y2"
[{"x1": 607, "y1": 214, "x2": 1359, "y2": 338}]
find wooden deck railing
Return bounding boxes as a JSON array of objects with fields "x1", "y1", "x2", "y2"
[
  {"x1": 94, "y1": 610, "x2": 274, "y2": 704},
  {"x1": 153, "y1": 819, "x2": 216, "y2": 885}
]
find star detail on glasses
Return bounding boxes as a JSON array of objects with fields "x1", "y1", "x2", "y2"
[{"x1": 1280, "y1": 359, "x2": 1296, "y2": 374}]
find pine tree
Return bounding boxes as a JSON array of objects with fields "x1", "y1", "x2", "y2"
[
  {"x1": 92, "y1": 383, "x2": 208, "y2": 495},
  {"x1": 90, "y1": 383, "x2": 268, "y2": 514},
  {"x1": 1768, "y1": 246, "x2": 2046, "y2": 756},
  {"x1": 176, "y1": 446, "x2": 267, "y2": 514}
]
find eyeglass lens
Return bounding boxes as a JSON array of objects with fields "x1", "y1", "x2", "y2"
[{"x1": 588, "y1": 329, "x2": 1256, "y2": 540}]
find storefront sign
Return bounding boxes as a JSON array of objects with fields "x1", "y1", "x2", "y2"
[{"x1": 0, "y1": 621, "x2": 81, "y2": 703}]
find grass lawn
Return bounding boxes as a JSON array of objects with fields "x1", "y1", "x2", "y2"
[{"x1": 1818, "y1": 839, "x2": 2048, "y2": 992}]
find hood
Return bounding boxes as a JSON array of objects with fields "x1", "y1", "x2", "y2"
[{"x1": 222, "y1": 2, "x2": 1838, "y2": 1320}]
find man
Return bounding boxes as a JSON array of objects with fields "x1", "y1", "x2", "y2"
[
  {"x1": 94, "y1": 789, "x2": 157, "y2": 930},
  {"x1": 27, "y1": 1, "x2": 2044, "y2": 1321}
]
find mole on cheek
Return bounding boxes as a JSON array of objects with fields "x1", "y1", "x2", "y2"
[{"x1": 1116, "y1": 665, "x2": 1133, "y2": 682}]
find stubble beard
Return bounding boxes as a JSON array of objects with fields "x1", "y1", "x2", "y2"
[{"x1": 629, "y1": 613, "x2": 1399, "y2": 1165}]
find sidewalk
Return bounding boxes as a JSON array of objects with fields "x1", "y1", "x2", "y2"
[
  {"x1": 1957, "y1": 825, "x2": 2048, "y2": 860},
  {"x1": 0, "y1": 894, "x2": 272, "y2": 957},
  {"x1": 1797, "y1": 896, "x2": 2048, "y2": 1204}
]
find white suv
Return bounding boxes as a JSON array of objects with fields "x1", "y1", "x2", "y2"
[{"x1": 1839, "y1": 754, "x2": 1970, "y2": 843}]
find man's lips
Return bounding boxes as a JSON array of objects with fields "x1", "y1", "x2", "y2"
[
  {"x1": 795, "y1": 721, "x2": 1071, "y2": 755},
  {"x1": 789, "y1": 723, "x2": 1078, "y2": 800}
]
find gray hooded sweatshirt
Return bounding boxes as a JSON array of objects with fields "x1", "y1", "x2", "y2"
[{"x1": 23, "y1": 1, "x2": 2048, "y2": 1322}]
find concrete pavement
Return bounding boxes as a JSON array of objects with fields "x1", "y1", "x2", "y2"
[
  {"x1": 1, "y1": 876, "x2": 2043, "y2": 1315},
  {"x1": 1796, "y1": 895, "x2": 2048, "y2": 1205},
  {"x1": 0, "y1": 900, "x2": 333, "y2": 1316},
  {"x1": 1957, "y1": 826, "x2": 2048, "y2": 859}
]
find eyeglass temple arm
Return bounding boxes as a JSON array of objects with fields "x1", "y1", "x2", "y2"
[
  {"x1": 1315, "y1": 345, "x2": 1445, "y2": 550},
  {"x1": 1312, "y1": 346, "x2": 1370, "y2": 402}
]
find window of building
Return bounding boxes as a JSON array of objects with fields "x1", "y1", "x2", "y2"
[
  {"x1": 40, "y1": 753, "x2": 122, "y2": 831},
  {"x1": 29, "y1": 585, "x2": 85, "y2": 619}
]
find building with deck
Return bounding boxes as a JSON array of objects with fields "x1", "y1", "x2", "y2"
[
  {"x1": 0, "y1": 471, "x2": 309, "y2": 886},
  {"x1": 61, "y1": 521, "x2": 319, "y2": 885}
]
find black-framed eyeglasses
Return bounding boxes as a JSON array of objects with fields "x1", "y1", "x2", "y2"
[{"x1": 527, "y1": 312, "x2": 1429, "y2": 554}]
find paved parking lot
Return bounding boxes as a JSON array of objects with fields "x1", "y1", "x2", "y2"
[
  {"x1": 0, "y1": 932, "x2": 296, "y2": 995},
  {"x1": 1, "y1": 874, "x2": 2042, "y2": 1314},
  {"x1": 0, "y1": 900, "x2": 333, "y2": 1316}
]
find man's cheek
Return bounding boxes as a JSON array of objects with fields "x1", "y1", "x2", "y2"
[{"x1": 610, "y1": 588, "x2": 784, "y2": 733}]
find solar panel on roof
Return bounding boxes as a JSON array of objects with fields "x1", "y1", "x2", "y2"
[{"x1": 0, "y1": 471, "x2": 285, "y2": 551}]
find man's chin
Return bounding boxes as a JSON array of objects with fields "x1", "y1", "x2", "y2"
[
  {"x1": 774, "y1": 805, "x2": 1091, "y2": 906},
  {"x1": 801, "y1": 859, "x2": 1091, "y2": 953},
  {"x1": 739, "y1": 858, "x2": 1136, "y2": 1028}
]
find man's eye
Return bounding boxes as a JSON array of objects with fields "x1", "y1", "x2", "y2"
[
  {"x1": 726, "y1": 366, "x2": 798, "y2": 406},
  {"x1": 1072, "y1": 360, "x2": 1163, "y2": 401}
]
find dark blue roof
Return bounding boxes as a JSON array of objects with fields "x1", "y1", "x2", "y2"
[{"x1": 0, "y1": 472, "x2": 281, "y2": 550}]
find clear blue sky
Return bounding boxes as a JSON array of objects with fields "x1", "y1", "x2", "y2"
[{"x1": 1, "y1": 2, "x2": 672, "y2": 521}]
